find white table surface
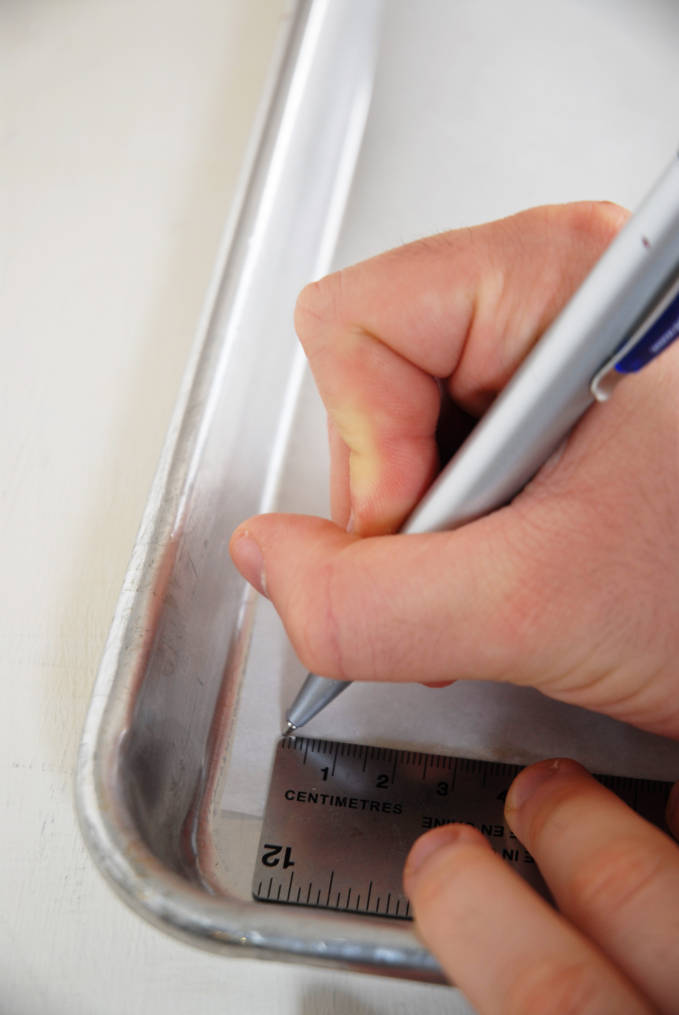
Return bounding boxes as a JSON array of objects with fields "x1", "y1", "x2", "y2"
[{"x1": 0, "y1": 2, "x2": 462, "y2": 1012}]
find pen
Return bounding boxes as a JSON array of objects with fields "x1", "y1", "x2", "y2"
[{"x1": 285, "y1": 152, "x2": 679, "y2": 732}]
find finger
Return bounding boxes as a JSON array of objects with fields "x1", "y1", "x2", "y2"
[
  {"x1": 403, "y1": 824, "x2": 651, "y2": 1013},
  {"x1": 230, "y1": 511, "x2": 539, "y2": 686},
  {"x1": 506, "y1": 759, "x2": 679, "y2": 1014},
  {"x1": 231, "y1": 505, "x2": 632, "y2": 695},
  {"x1": 295, "y1": 202, "x2": 628, "y2": 534},
  {"x1": 303, "y1": 312, "x2": 441, "y2": 535}
]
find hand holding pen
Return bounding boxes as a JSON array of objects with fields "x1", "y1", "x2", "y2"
[
  {"x1": 231, "y1": 167, "x2": 679, "y2": 741},
  {"x1": 230, "y1": 170, "x2": 679, "y2": 1009}
]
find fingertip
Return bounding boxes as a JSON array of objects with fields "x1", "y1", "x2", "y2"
[
  {"x1": 505, "y1": 757, "x2": 588, "y2": 819},
  {"x1": 403, "y1": 823, "x2": 490, "y2": 898},
  {"x1": 230, "y1": 513, "x2": 362, "y2": 677}
]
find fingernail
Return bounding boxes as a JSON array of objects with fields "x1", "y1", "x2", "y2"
[
  {"x1": 506, "y1": 757, "x2": 584, "y2": 814},
  {"x1": 404, "y1": 824, "x2": 483, "y2": 889},
  {"x1": 231, "y1": 531, "x2": 268, "y2": 598}
]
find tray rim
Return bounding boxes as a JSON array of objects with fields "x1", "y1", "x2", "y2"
[{"x1": 74, "y1": 0, "x2": 444, "y2": 984}]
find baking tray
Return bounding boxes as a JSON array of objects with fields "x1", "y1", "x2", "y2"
[{"x1": 77, "y1": 0, "x2": 679, "y2": 983}]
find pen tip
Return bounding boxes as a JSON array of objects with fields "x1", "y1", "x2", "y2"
[{"x1": 282, "y1": 720, "x2": 297, "y2": 738}]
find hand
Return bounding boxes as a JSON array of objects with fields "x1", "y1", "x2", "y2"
[
  {"x1": 230, "y1": 200, "x2": 679, "y2": 738},
  {"x1": 404, "y1": 759, "x2": 679, "y2": 1013}
]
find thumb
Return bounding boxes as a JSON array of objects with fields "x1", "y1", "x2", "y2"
[{"x1": 229, "y1": 510, "x2": 544, "y2": 686}]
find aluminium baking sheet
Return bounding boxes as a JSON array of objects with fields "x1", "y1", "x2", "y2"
[{"x1": 77, "y1": 0, "x2": 679, "y2": 986}]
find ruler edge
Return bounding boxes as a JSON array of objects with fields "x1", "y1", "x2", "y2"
[{"x1": 274, "y1": 734, "x2": 675, "y2": 793}]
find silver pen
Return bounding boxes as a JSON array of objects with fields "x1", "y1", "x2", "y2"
[{"x1": 285, "y1": 152, "x2": 679, "y2": 732}]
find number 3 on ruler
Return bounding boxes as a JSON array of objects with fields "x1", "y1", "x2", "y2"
[{"x1": 261, "y1": 843, "x2": 295, "y2": 869}]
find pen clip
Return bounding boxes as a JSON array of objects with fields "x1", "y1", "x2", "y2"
[{"x1": 590, "y1": 273, "x2": 679, "y2": 401}]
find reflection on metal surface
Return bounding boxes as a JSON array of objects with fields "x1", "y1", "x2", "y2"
[{"x1": 75, "y1": 0, "x2": 441, "y2": 983}]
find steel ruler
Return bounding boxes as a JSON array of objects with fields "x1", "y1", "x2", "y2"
[{"x1": 252, "y1": 736, "x2": 672, "y2": 921}]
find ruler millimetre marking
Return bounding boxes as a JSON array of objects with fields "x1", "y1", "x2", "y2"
[{"x1": 252, "y1": 737, "x2": 673, "y2": 921}]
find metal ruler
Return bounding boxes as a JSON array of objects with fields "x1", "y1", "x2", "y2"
[{"x1": 252, "y1": 736, "x2": 672, "y2": 921}]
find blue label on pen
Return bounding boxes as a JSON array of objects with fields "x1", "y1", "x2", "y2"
[{"x1": 615, "y1": 285, "x2": 679, "y2": 373}]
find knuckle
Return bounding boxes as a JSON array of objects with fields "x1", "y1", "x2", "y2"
[
  {"x1": 294, "y1": 271, "x2": 346, "y2": 347},
  {"x1": 291, "y1": 549, "x2": 393, "y2": 683},
  {"x1": 286, "y1": 545, "x2": 440, "y2": 685},
  {"x1": 569, "y1": 836, "x2": 661, "y2": 921},
  {"x1": 507, "y1": 958, "x2": 617, "y2": 1015},
  {"x1": 288, "y1": 557, "x2": 347, "y2": 681}
]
